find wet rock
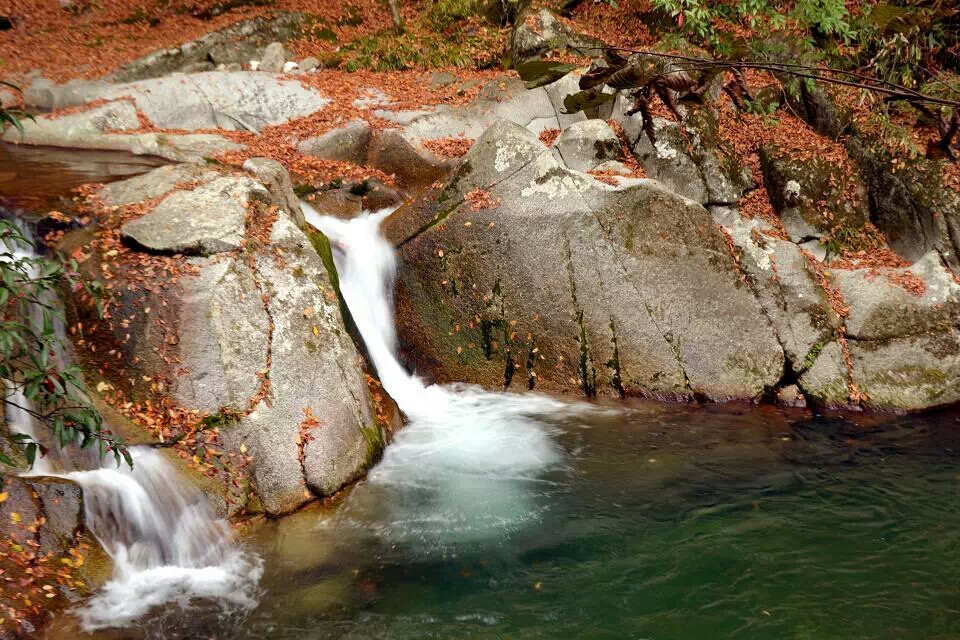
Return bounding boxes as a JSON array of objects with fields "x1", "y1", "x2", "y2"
[
  {"x1": 385, "y1": 119, "x2": 783, "y2": 400},
  {"x1": 121, "y1": 175, "x2": 270, "y2": 255},
  {"x1": 297, "y1": 120, "x2": 372, "y2": 164},
  {"x1": 760, "y1": 144, "x2": 868, "y2": 243},
  {"x1": 776, "y1": 384, "x2": 807, "y2": 408},
  {"x1": 259, "y1": 41, "x2": 286, "y2": 72},
  {"x1": 369, "y1": 129, "x2": 454, "y2": 190},
  {"x1": 553, "y1": 120, "x2": 623, "y2": 171},
  {"x1": 797, "y1": 340, "x2": 849, "y2": 407}
]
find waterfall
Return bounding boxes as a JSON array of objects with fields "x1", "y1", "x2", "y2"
[
  {"x1": 1, "y1": 220, "x2": 262, "y2": 630},
  {"x1": 304, "y1": 203, "x2": 582, "y2": 548}
]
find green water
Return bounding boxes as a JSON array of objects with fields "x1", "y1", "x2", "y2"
[{"x1": 61, "y1": 400, "x2": 960, "y2": 640}]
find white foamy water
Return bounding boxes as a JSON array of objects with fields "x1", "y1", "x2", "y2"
[
  {"x1": 1, "y1": 220, "x2": 261, "y2": 630},
  {"x1": 304, "y1": 203, "x2": 593, "y2": 547}
]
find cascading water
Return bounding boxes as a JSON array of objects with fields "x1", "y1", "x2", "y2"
[
  {"x1": 304, "y1": 203, "x2": 587, "y2": 549},
  {"x1": 1, "y1": 219, "x2": 262, "y2": 631}
]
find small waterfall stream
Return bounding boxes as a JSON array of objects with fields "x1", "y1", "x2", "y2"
[
  {"x1": 304, "y1": 204, "x2": 589, "y2": 549},
  {"x1": 2, "y1": 221, "x2": 262, "y2": 631}
]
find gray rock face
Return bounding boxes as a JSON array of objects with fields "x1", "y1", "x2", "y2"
[
  {"x1": 553, "y1": 120, "x2": 623, "y2": 171},
  {"x1": 510, "y1": 8, "x2": 603, "y2": 63},
  {"x1": 614, "y1": 102, "x2": 754, "y2": 206},
  {"x1": 259, "y1": 42, "x2": 287, "y2": 73},
  {"x1": 297, "y1": 120, "x2": 372, "y2": 164},
  {"x1": 121, "y1": 176, "x2": 270, "y2": 255},
  {"x1": 173, "y1": 257, "x2": 270, "y2": 413},
  {"x1": 242, "y1": 157, "x2": 305, "y2": 225},
  {"x1": 793, "y1": 251, "x2": 960, "y2": 410},
  {"x1": 220, "y1": 215, "x2": 380, "y2": 514},
  {"x1": 723, "y1": 216, "x2": 840, "y2": 375},
  {"x1": 385, "y1": 120, "x2": 784, "y2": 400},
  {"x1": 99, "y1": 163, "x2": 221, "y2": 206}
]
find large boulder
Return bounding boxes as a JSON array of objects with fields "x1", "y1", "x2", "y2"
[
  {"x1": 795, "y1": 251, "x2": 960, "y2": 410},
  {"x1": 510, "y1": 7, "x2": 604, "y2": 64},
  {"x1": 722, "y1": 216, "x2": 841, "y2": 376},
  {"x1": 64, "y1": 161, "x2": 386, "y2": 516},
  {"x1": 553, "y1": 119, "x2": 623, "y2": 171},
  {"x1": 384, "y1": 120, "x2": 784, "y2": 400}
]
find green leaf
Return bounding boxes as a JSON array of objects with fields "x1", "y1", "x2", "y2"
[
  {"x1": 515, "y1": 60, "x2": 579, "y2": 89},
  {"x1": 562, "y1": 89, "x2": 616, "y2": 114},
  {"x1": 0, "y1": 451, "x2": 14, "y2": 466},
  {"x1": 25, "y1": 443, "x2": 36, "y2": 467}
]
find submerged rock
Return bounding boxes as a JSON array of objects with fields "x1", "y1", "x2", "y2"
[{"x1": 384, "y1": 119, "x2": 784, "y2": 400}]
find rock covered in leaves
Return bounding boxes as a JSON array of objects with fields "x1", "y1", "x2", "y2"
[
  {"x1": 64, "y1": 161, "x2": 386, "y2": 516},
  {"x1": 384, "y1": 119, "x2": 785, "y2": 400},
  {"x1": 760, "y1": 143, "x2": 869, "y2": 243}
]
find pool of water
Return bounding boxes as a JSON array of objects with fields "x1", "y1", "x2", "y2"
[
  {"x1": 48, "y1": 399, "x2": 960, "y2": 640},
  {"x1": 0, "y1": 143, "x2": 163, "y2": 212}
]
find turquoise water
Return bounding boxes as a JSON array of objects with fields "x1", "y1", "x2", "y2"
[{"x1": 58, "y1": 400, "x2": 960, "y2": 639}]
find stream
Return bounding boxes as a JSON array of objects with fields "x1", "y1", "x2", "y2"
[{"x1": 5, "y1": 146, "x2": 960, "y2": 639}]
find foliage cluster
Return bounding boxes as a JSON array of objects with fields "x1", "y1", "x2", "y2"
[
  {"x1": 338, "y1": 0, "x2": 503, "y2": 71},
  {"x1": 0, "y1": 220, "x2": 128, "y2": 469},
  {"x1": 645, "y1": 0, "x2": 957, "y2": 89}
]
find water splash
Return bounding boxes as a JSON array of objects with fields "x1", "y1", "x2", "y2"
[{"x1": 304, "y1": 203, "x2": 589, "y2": 549}]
